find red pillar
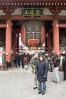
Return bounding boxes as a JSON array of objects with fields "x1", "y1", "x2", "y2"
[
  {"x1": 21, "y1": 25, "x2": 25, "y2": 44},
  {"x1": 53, "y1": 19, "x2": 59, "y2": 54},
  {"x1": 6, "y1": 19, "x2": 12, "y2": 62}
]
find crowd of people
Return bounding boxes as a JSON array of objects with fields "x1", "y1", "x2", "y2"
[
  {"x1": 14, "y1": 52, "x2": 66, "y2": 95},
  {"x1": 15, "y1": 52, "x2": 31, "y2": 69}
]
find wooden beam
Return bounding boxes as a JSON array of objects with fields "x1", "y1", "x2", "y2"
[
  {"x1": 0, "y1": 15, "x2": 54, "y2": 20},
  {"x1": 11, "y1": 15, "x2": 54, "y2": 20},
  {"x1": 0, "y1": 24, "x2": 6, "y2": 28},
  {"x1": 59, "y1": 24, "x2": 66, "y2": 28},
  {"x1": 0, "y1": 15, "x2": 66, "y2": 21},
  {"x1": 57, "y1": 16, "x2": 66, "y2": 20}
]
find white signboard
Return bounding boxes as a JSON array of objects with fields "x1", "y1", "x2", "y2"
[{"x1": 0, "y1": 47, "x2": 2, "y2": 65}]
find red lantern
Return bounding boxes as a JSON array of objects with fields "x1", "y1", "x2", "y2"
[{"x1": 21, "y1": 21, "x2": 45, "y2": 47}]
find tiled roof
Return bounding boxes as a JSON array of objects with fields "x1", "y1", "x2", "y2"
[{"x1": 0, "y1": 0, "x2": 66, "y2": 3}]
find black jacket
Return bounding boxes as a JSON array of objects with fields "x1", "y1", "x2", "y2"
[
  {"x1": 62, "y1": 58, "x2": 66, "y2": 71},
  {"x1": 54, "y1": 57, "x2": 60, "y2": 68},
  {"x1": 35, "y1": 61, "x2": 49, "y2": 82},
  {"x1": 20, "y1": 54, "x2": 25, "y2": 62}
]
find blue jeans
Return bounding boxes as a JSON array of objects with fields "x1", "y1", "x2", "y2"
[
  {"x1": 53, "y1": 67, "x2": 59, "y2": 82},
  {"x1": 16, "y1": 60, "x2": 20, "y2": 68},
  {"x1": 38, "y1": 81, "x2": 46, "y2": 93}
]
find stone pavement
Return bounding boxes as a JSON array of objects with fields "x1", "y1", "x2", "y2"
[{"x1": 0, "y1": 67, "x2": 66, "y2": 99}]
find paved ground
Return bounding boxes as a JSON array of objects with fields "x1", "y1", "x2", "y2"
[{"x1": 0, "y1": 67, "x2": 66, "y2": 99}]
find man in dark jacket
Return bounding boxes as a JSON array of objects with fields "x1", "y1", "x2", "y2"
[
  {"x1": 53, "y1": 55, "x2": 60, "y2": 83},
  {"x1": 62, "y1": 53, "x2": 66, "y2": 80},
  {"x1": 15, "y1": 54, "x2": 20, "y2": 68},
  {"x1": 35, "y1": 56, "x2": 49, "y2": 95},
  {"x1": 20, "y1": 53, "x2": 25, "y2": 68}
]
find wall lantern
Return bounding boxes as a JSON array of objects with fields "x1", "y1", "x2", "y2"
[
  {"x1": 56, "y1": 24, "x2": 59, "y2": 28},
  {"x1": 57, "y1": 52, "x2": 59, "y2": 55},
  {"x1": 7, "y1": 24, "x2": 8, "y2": 28},
  {"x1": 6, "y1": 52, "x2": 8, "y2": 56}
]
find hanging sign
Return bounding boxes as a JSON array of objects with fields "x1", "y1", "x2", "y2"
[{"x1": 22, "y1": 8, "x2": 43, "y2": 16}]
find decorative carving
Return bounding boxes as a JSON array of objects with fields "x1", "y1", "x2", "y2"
[
  {"x1": 0, "y1": 0, "x2": 66, "y2": 15},
  {"x1": 3, "y1": 6, "x2": 15, "y2": 16},
  {"x1": 50, "y1": 7, "x2": 61, "y2": 17}
]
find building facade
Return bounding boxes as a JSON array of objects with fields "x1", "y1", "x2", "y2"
[{"x1": 0, "y1": 0, "x2": 66, "y2": 65}]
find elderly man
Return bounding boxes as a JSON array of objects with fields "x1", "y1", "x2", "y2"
[{"x1": 30, "y1": 53, "x2": 39, "y2": 89}]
